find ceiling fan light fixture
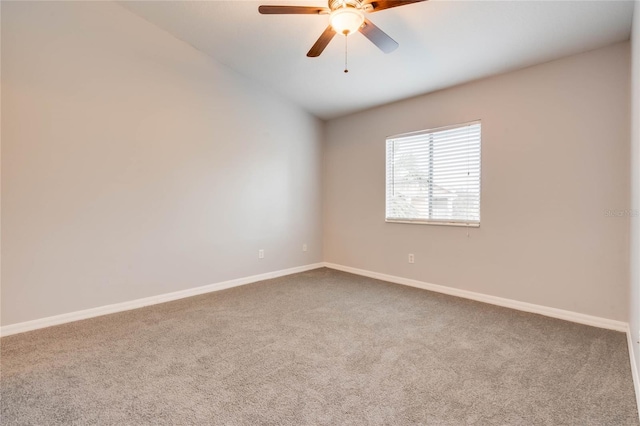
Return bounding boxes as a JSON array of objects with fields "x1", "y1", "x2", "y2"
[{"x1": 329, "y1": 7, "x2": 364, "y2": 35}]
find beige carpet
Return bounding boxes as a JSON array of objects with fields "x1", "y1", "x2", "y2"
[{"x1": 1, "y1": 268, "x2": 638, "y2": 425}]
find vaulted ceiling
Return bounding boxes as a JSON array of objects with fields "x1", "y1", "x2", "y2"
[{"x1": 120, "y1": 1, "x2": 634, "y2": 120}]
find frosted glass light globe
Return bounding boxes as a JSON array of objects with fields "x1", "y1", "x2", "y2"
[{"x1": 330, "y1": 8, "x2": 364, "y2": 35}]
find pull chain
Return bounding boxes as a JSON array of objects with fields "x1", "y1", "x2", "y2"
[{"x1": 344, "y1": 34, "x2": 349, "y2": 73}]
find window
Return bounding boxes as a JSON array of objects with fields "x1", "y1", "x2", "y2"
[{"x1": 385, "y1": 121, "x2": 481, "y2": 226}]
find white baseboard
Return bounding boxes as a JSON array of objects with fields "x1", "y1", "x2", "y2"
[
  {"x1": 323, "y1": 262, "x2": 628, "y2": 332},
  {"x1": 0, "y1": 263, "x2": 324, "y2": 337},
  {"x1": 627, "y1": 327, "x2": 640, "y2": 417},
  {"x1": 0, "y1": 260, "x2": 629, "y2": 335}
]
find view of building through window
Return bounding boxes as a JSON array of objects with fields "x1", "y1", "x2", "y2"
[{"x1": 385, "y1": 122, "x2": 481, "y2": 225}]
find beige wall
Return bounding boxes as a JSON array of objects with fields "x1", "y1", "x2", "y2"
[
  {"x1": 324, "y1": 42, "x2": 631, "y2": 321},
  {"x1": 1, "y1": 2, "x2": 323, "y2": 326},
  {"x1": 630, "y1": 0, "x2": 640, "y2": 377}
]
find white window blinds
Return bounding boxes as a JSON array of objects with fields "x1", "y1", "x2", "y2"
[{"x1": 385, "y1": 121, "x2": 481, "y2": 226}]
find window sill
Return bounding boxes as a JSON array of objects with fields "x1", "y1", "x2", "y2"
[{"x1": 385, "y1": 219, "x2": 480, "y2": 228}]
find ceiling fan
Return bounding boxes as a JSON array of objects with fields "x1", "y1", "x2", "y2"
[{"x1": 258, "y1": 0, "x2": 426, "y2": 58}]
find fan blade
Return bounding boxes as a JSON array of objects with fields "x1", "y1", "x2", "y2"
[
  {"x1": 359, "y1": 19, "x2": 398, "y2": 53},
  {"x1": 258, "y1": 5, "x2": 329, "y2": 14},
  {"x1": 307, "y1": 25, "x2": 336, "y2": 57},
  {"x1": 364, "y1": 0, "x2": 426, "y2": 13}
]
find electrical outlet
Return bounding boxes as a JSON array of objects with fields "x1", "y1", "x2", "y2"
[
  {"x1": 408, "y1": 253, "x2": 415, "y2": 264},
  {"x1": 303, "y1": 244, "x2": 308, "y2": 252},
  {"x1": 258, "y1": 249, "x2": 264, "y2": 259}
]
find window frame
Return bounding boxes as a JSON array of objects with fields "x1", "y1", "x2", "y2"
[{"x1": 385, "y1": 120, "x2": 482, "y2": 228}]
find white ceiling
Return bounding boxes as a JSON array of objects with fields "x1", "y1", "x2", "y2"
[{"x1": 119, "y1": 0, "x2": 634, "y2": 120}]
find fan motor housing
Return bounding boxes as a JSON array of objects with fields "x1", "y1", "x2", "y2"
[{"x1": 329, "y1": 0, "x2": 363, "y2": 11}]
